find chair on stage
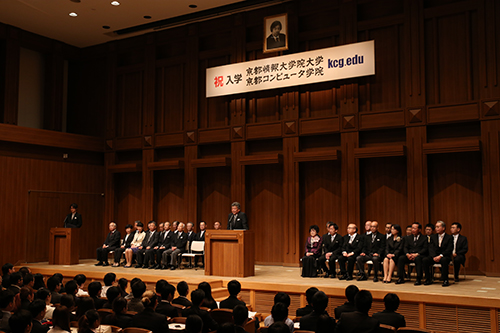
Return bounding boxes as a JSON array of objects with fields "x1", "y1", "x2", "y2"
[{"x1": 181, "y1": 241, "x2": 205, "y2": 269}]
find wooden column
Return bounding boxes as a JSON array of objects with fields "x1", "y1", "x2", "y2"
[
  {"x1": 185, "y1": 145, "x2": 198, "y2": 223},
  {"x1": 283, "y1": 136, "x2": 299, "y2": 265},
  {"x1": 231, "y1": 141, "x2": 245, "y2": 207},
  {"x1": 104, "y1": 152, "x2": 115, "y2": 225},
  {"x1": 142, "y1": 148, "x2": 154, "y2": 222},
  {"x1": 341, "y1": 132, "x2": 359, "y2": 226},
  {"x1": 406, "y1": 126, "x2": 428, "y2": 224}
]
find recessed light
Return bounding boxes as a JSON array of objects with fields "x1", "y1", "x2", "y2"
[
  {"x1": 70, "y1": 0, "x2": 81, "y2": 3},
  {"x1": 69, "y1": 12, "x2": 78, "y2": 17},
  {"x1": 111, "y1": 1, "x2": 120, "y2": 6},
  {"x1": 189, "y1": 4, "x2": 197, "y2": 8},
  {"x1": 102, "y1": 25, "x2": 111, "y2": 29},
  {"x1": 144, "y1": 15, "x2": 152, "y2": 19}
]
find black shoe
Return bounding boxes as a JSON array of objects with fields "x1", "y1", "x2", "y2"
[
  {"x1": 95, "y1": 262, "x2": 103, "y2": 266},
  {"x1": 395, "y1": 279, "x2": 405, "y2": 285},
  {"x1": 338, "y1": 274, "x2": 347, "y2": 280},
  {"x1": 148, "y1": 265, "x2": 157, "y2": 269},
  {"x1": 135, "y1": 265, "x2": 142, "y2": 268},
  {"x1": 373, "y1": 276, "x2": 379, "y2": 282},
  {"x1": 170, "y1": 266, "x2": 176, "y2": 270},
  {"x1": 324, "y1": 274, "x2": 330, "y2": 278},
  {"x1": 424, "y1": 279, "x2": 433, "y2": 286},
  {"x1": 330, "y1": 273, "x2": 336, "y2": 278},
  {"x1": 357, "y1": 274, "x2": 368, "y2": 281},
  {"x1": 346, "y1": 275, "x2": 353, "y2": 281},
  {"x1": 142, "y1": 265, "x2": 149, "y2": 269},
  {"x1": 160, "y1": 265, "x2": 167, "y2": 270},
  {"x1": 414, "y1": 279, "x2": 422, "y2": 286},
  {"x1": 442, "y1": 280, "x2": 450, "y2": 287},
  {"x1": 102, "y1": 262, "x2": 109, "y2": 266}
]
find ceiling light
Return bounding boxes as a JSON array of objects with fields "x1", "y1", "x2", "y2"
[
  {"x1": 144, "y1": 15, "x2": 152, "y2": 19},
  {"x1": 102, "y1": 25, "x2": 111, "y2": 29},
  {"x1": 70, "y1": 0, "x2": 81, "y2": 3},
  {"x1": 111, "y1": 1, "x2": 120, "y2": 5},
  {"x1": 69, "y1": 12, "x2": 78, "y2": 17},
  {"x1": 189, "y1": 4, "x2": 197, "y2": 8}
]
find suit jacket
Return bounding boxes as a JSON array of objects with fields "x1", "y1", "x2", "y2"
[
  {"x1": 102, "y1": 313, "x2": 132, "y2": 328},
  {"x1": 402, "y1": 234, "x2": 428, "y2": 256},
  {"x1": 372, "y1": 310, "x2": 406, "y2": 329},
  {"x1": 334, "y1": 301, "x2": 356, "y2": 320},
  {"x1": 64, "y1": 212, "x2": 82, "y2": 228},
  {"x1": 103, "y1": 230, "x2": 121, "y2": 248},
  {"x1": 219, "y1": 295, "x2": 245, "y2": 310},
  {"x1": 155, "y1": 301, "x2": 178, "y2": 319},
  {"x1": 342, "y1": 234, "x2": 363, "y2": 256},
  {"x1": 227, "y1": 212, "x2": 249, "y2": 230},
  {"x1": 172, "y1": 296, "x2": 192, "y2": 307},
  {"x1": 91, "y1": 295, "x2": 106, "y2": 310},
  {"x1": 296, "y1": 304, "x2": 314, "y2": 317},
  {"x1": 186, "y1": 231, "x2": 197, "y2": 249},
  {"x1": 266, "y1": 33, "x2": 286, "y2": 49},
  {"x1": 182, "y1": 306, "x2": 218, "y2": 333},
  {"x1": 121, "y1": 233, "x2": 134, "y2": 248},
  {"x1": 454, "y1": 234, "x2": 468, "y2": 256},
  {"x1": 322, "y1": 233, "x2": 343, "y2": 256},
  {"x1": 385, "y1": 237, "x2": 403, "y2": 258},
  {"x1": 129, "y1": 308, "x2": 170, "y2": 333},
  {"x1": 173, "y1": 232, "x2": 188, "y2": 251},
  {"x1": 335, "y1": 311, "x2": 379, "y2": 333},
  {"x1": 0, "y1": 310, "x2": 11, "y2": 332},
  {"x1": 142, "y1": 230, "x2": 160, "y2": 249},
  {"x1": 300, "y1": 311, "x2": 335, "y2": 333},
  {"x1": 429, "y1": 233, "x2": 453, "y2": 258},
  {"x1": 32, "y1": 320, "x2": 50, "y2": 333},
  {"x1": 195, "y1": 230, "x2": 206, "y2": 241},
  {"x1": 361, "y1": 231, "x2": 386, "y2": 255},
  {"x1": 158, "y1": 230, "x2": 174, "y2": 248}
]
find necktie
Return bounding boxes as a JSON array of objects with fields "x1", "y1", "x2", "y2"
[
  {"x1": 232, "y1": 215, "x2": 237, "y2": 229},
  {"x1": 439, "y1": 234, "x2": 443, "y2": 247},
  {"x1": 372, "y1": 234, "x2": 376, "y2": 243},
  {"x1": 414, "y1": 236, "x2": 417, "y2": 246},
  {"x1": 349, "y1": 236, "x2": 354, "y2": 244},
  {"x1": 453, "y1": 236, "x2": 457, "y2": 254}
]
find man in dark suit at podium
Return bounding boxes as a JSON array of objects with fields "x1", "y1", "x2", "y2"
[
  {"x1": 64, "y1": 203, "x2": 82, "y2": 228},
  {"x1": 227, "y1": 202, "x2": 248, "y2": 230},
  {"x1": 96, "y1": 222, "x2": 121, "y2": 266}
]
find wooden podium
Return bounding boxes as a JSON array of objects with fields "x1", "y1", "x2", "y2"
[
  {"x1": 205, "y1": 230, "x2": 254, "y2": 277},
  {"x1": 49, "y1": 228, "x2": 80, "y2": 265}
]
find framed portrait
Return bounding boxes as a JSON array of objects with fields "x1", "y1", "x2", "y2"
[{"x1": 263, "y1": 13, "x2": 288, "y2": 53}]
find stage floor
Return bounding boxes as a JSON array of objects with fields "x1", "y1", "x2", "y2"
[{"x1": 24, "y1": 259, "x2": 500, "y2": 301}]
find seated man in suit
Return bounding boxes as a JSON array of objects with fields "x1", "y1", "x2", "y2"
[
  {"x1": 385, "y1": 223, "x2": 392, "y2": 239},
  {"x1": 162, "y1": 222, "x2": 188, "y2": 270},
  {"x1": 185, "y1": 222, "x2": 197, "y2": 267},
  {"x1": 0, "y1": 290, "x2": 15, "y2": 332},
  {"x1": 113, "y1": 224, "x2": 134, "y2": 267},
  {"x1": 96, "y1": 222, "x2": 121, "y2": 266},
  {"x1": 156, "y1": 283, "x2": 178, "y2": 318},
  {"x1": 338, "y1": 224, "x2": 363, "y2": 281},
  {"x1": 373, "y1": 293, "x2": 406, "y2": 329},
  {"x1": 153, "y1": 222, "x2": 172, "y2": 269},
  {"x1": 136, "y1": 221, "x2": 160, "y2": 269},
  {"x1": 194, "y1": 221, "x2": 206, "y2": 268},
  {"x1": 87, "y1": 282, "x2": 105, "y2": 310},
  {"x1": 296, "y1": 287, "x2": 318, "y2": 317},
  {"x1": 8, "y1": 309, "x2": 32, "y2": 333},
  {"x1": 227, "y1": 202, "x2": 248, "y2": 230},
  {"x1": 300, "y1": 291, "x2": 335, "y2": 332},
  {"x1": 147, "y1": 222, "x2": 164, "y2": 269},
  {"x1": 319, "y1": 222, "x2": 343, "y2": 278},
  {"x1": 396, "y1": 222, "x2": 428, "y2": 285},
  {"x1": 172, "y1": 281, "x2": 192, "y2": 307},
  {"x1": 450, "y1": 222, "x2": 468, "y2": 282},
  {"x1": 425, "y1": 223, "x2": 435, "y2": 243},
  {"x1": 28, "y1": 299, "x2": 49, "y2": 333},
  {"x1": 182, "y1": 289, "x2": 218, "y2": 333},
  {"x1": 335, "y1": 290, "x2": 379, "y2": 333},
  {"x1": 233, "y1": 305, "x2": 249, "y2": 333},
  {"x1": 334, "y1": 285, "x2": 358, "y2": 320},
  {"x1": 423, "y1": 220, "x2": 453, "y2": 287},
  {"x1": 220, "y1": 280, "x2": 245, "y2": 310},
  {"x1": 356, "y1": 221, "x2": 386, "y2": 282}
]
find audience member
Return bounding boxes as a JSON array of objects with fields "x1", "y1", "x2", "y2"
[
  {"x1": 74, "y1": 275, "x2": 88, "y2": 297},
  {"x1": 34, "y1": 289, "x2": 54, "y2": 320},
  {"x1": 185, "y1": 314, "x2": 203, "y2": 333},
  {"x1": 96, "y1": 222, "x2": 121, "y2": 266},
  {"x1": 335, "y1": 290, "x2": 379, "y2": 333},
  {"x1": 0, "y1": 289, "x2": 15, "y2": 332},
  {"x1": 9, "y1": 309, "x2": 32, "y2": 333},
  {"x1": 172, "y1": 281, "x2": 192, "y2": 307},
  {"x1": 382, "y1": 224, "x2": 402, "y2": 283},
  {"x1": 198, "y1": 282, "x2": 217, "y2": 310},
  {"x1": 47, "y1": 306, "x2": 71, "y2": 333},
  {"x1": 124, "y1": 222, "x2": 145, "y2": 268},
  {"x1": 264, "y1": 292, "x2": 293, "y2": 331},
  {"x1": 77, "y1": 309, "x2": 100, "y2": 333},
  {"x1": 338, "y1": 224, "x2": 362, "y2": 281},
  {"x1": 113, "y1": 224, "x2": 134, "y2": 267},
  {"x1": 319, "y1": 222, "x2": 342, "y2": 279},
  {"x1": 450, "y1": 222, "x2": 468, "y2": 282},
  {"x1": 22, "y1": 274, "x2": 34, "y2": 289},
  {"x1": 269, "y1": 303, "x2": 290, "y2": 331},
  {"x1": 182, "y1": 289, "x2": 218, "y2": 333},
  {"x1": 102, "y1": 296, "x2": 131, "y2": 328},
  {"x1": 300, "y1": 291, "x2": 335, "y2": 333},
  {"x1": 64, "y1": 280, "x2": 80, "y2": 307},
  {"x1": 29, "y1": 299, "x2": 49, "y2": 333},
  {"x1": 87, "y1": 282, "x2": 105, "y2": 310},
  {"x1": 128, "y1": 291, "x2": 169, "y2": 333},
  {"x1": 296, "y1": 287, "x2": 318, "y2": 317},
  {"x1": 19, "y1": 287, "x2": 34, "y2": 310},
  {"x1": 46, "y1": 277, "x2": 62, "y2": 305},
  {"x1": 156, "y1": 283, "x2": 177, "y2": 318},
  {"x1": 127, "y1": 280, "x2": 146, "y2": 313},
  {"x1": 9, "y1": 272, "x2": 23, "y2": 295},
  {"x1": 125, "y1": 278, "x2": 141, "y2": 300},
  {"x1": 154, "y1": 279, "x2": 168, "y2": 301},
  {"x1": 76, "y1": 297, "x2": 95, "y2": 320},
  {"x1": 103, "y1": 286, "x2": 120, "y2": 309},
  {"x1": 372, "y1": 293, "x2": 406, "y2": 329},
  {"x1": 2, "y1": 263, "x2": 15, "y2": 289},
  {"x1": 59, "y1": 295, "x2": 77, "y2": 322},
  {"x1": 220, "y1": 280, "x2": 245, "y2": 310},
  {"x1": 267, "y1": 322, "x2": 289, "y2": 333},
  {"x1": 232, "y1": 305, "x2": 249, "y2": 333},
  {"x1": 33, "y1": 274, "x2": 45, "y2": 291},
  {"x1": 101, "y1": 273, "x2": 116, "y2": 298},
  {"x1": 334, "y1": 285, "x2": 358, "y2": 320}
]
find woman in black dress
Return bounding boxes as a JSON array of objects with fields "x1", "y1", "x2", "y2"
[
  {"x1": 382, "y1": 224, "x2": 402, "y2": 283},
  {"x1": 301, "y1": 225, "x2": 323, "y2": 277}
]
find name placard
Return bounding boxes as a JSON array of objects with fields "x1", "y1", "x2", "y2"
[{"x1": 206, "y1": 40, "x2": 375, "y2": 98}]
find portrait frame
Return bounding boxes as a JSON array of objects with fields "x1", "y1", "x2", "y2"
[{"x1": 263, "y1": 13, "x2": 288, "y2": 53}]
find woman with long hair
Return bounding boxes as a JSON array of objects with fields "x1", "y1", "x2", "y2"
[
  {"x1": 101, "y1": 297, "x2": 131, "y2": 328},
  {"x1": 383, "y1": 224, "x2": 403, "y2": 283},
  {"x1": 301, "y1": 225, "x2": 323, "y2": 277},
  {"x1": 48, "y1": 306, "x2": 71, "y2": 333},
  {"x1": 198, "y1": 282, "x2": 218, "y2": 310},
  {"x1": 77, "y1": 310, "x2": 100, "y2": 333}
]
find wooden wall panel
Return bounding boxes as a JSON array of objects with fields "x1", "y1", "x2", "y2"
[
  {"x1": 360, "y1": 157, "x2": 408, "y2": 226},
  {"x1": 154, "y1": 169, "x2": 185, "y2": 223},
  {"x1": 114, "y1": 172, "x2": 142, "y2": 225},
  {"x1": 0, "y1": 153, "x2": 104, "y2": 265},
  {"x1": 116, "y1": 71, "x2": 143, "y2": 137},
  {"x1": 197, "y1": 166, "x2": 231, "y2": 227},
  {"x1": 299, "y1": 160, "x2": 342, "y2": 250},
  {"x1": 427, "y1": 152, "x2": 484, "y2": 273},
  {"x1": 246, "y1": 164, "x2": 284, "y2": 264},
  {"x1": 155, "y1": 65, "x2": 185, "y2": 133}
]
